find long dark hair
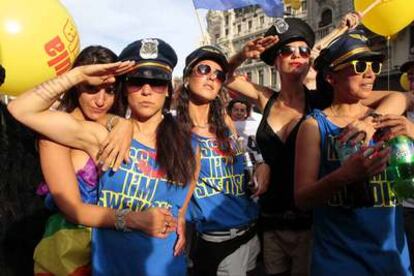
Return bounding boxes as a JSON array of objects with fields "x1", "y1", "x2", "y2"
[
  {"x1": 58, "y1": 45, "x2": 126, "y2": 116},
  {"x1": 176, "y1": 81, "x2": 233, "y2": 156},
  {"x1": 123, "y1": 81, "x2": 196, "y2": 186},
  {"x1": 316, "y1": 70, "x2": 334, "y2": 106}
]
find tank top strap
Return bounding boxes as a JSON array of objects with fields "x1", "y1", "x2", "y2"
[{"x1": 262, "y1": 92, "x2": 279, "y2": 118}]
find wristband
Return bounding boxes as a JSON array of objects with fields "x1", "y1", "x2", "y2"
[{"x1": 114, "y1": 209, "x2": 132, "y2": 232}]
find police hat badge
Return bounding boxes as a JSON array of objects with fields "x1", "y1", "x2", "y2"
[{"x1": 139, "y1": 38, "x2": 159, "y2": 59}]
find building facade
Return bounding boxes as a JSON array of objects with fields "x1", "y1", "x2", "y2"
[{"x1": 205, "y1": 0, "x2": 413, "y2": 91}]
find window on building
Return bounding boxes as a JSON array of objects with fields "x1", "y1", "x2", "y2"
[
  {"x1": 225, "y1": 15, "x2": 229, "y2": 25},
  {"x1": 319, "y1": 9, "x2": 332, "y2": 27},
  {"x1": 248, "y1": 20, "x2": 252, "y2": 30},
  {"x1": 271, "y1": 68, "x2": 277, "y2": 88},
  {"x1": 258, "y1": 69, "x2": 264, "y2": 85},
  {"x1": 237, "y1": 24, "x2": 241, "y2": 33},
  {"x1": 260, "y1": 16, "x2": 264, "y2": 26},
  {"x1": 286, "y1": 6, "x2": 292, "y2": 15},
  {"x1": 215, "y1": 34, "x2": 220, "y2": 39},
  {"x1": 301, "y1": 0, "x2": 307, "y2": 11},
  {"x1": 225, "y1": 29, "x2": 229, "y2": 36}
]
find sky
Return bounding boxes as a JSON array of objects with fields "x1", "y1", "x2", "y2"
[{"x1": 60, "y1": 0, "x2": 208, "y2": 76}]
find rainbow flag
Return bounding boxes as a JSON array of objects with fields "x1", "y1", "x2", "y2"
[{"x1": 33, "y1": 213, "x2": 91, "y2": 276}]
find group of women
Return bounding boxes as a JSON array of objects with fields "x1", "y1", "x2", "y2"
[{"x1": 6, "y1": 13, "x2": 414, "y2": 276}]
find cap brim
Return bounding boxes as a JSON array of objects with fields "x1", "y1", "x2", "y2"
[
  {"x1": 401, "y1": 61, "x2": 414, "y2": 73},
  {"x1": 126, "y1": 66, "x2": 172, "y2": 81},
  {"x1": 340, "y1": 51, "x2": 385, "y2": 66}
]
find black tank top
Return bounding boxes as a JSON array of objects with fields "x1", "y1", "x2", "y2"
[{"x1": 256, "y1": 87, "x2": 328, "y2": 229}]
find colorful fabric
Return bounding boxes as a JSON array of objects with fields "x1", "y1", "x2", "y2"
[
  {"x1": 92, "y1": 139, "x2": 189, "y2": 276},
  {"x1": 192, "y1": 0, "x2": 284, "y2": 17},
  {"x1": 34, "y1": 213, "x2": 91, "y2": 276},
  {"x1": 189, "y1": 133, "x2": 259, "y2": 232},
  {"x1": 310, "y1": 109, "x2": 411, "y2": 276},
  {"x1": 34, "y1": 158, "x2": 98, "y2": 276}
]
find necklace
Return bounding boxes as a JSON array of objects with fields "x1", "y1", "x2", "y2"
[{"x1": 193, "y1": 123, "x2": 210, "y2": 129}]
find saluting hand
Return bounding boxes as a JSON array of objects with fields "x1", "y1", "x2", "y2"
[
  {"x1": 242, "y1": 36, "x2": 279, "y2": 60},
  {"x1": 71, "y1": 60, "x2": 136, "y2": 86}
]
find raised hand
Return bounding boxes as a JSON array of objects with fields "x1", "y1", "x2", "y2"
[
  {"x1": 338, "y1": 12, "x2": 361, "y2": 30},
  {"x1": 72, "y1": 60, "x2": 135, "y2": 86},
  {"x1": 242, "y1": 36, "x2": 279, "y2": 60}
]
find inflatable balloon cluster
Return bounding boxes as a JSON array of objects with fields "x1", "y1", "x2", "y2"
[{"x1": 0, "y1": 0, "x2": 80, "y2": 96}]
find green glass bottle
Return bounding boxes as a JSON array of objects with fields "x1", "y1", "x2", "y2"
[{"x1": 388, "y1": 136, "x2": 414, "y2": 199}]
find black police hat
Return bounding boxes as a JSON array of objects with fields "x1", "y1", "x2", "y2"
[
  {"x1": 119, "y1": 38, "x2": 177, "y2": 81},
  {"x1": 183, "y1": 46, "x2": 229, "y2": 76},
  {"x1": 401, "y1": 59, "x2": 414, "y2": 73},
  {"x1": 314, "y1": 30, "x2": 385, "y2": 72},
  {"x1": 260, "y1": 17, "x2": 315, "y2": 66}
]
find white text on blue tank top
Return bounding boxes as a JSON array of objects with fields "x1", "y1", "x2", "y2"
[
  {"x1": 195, "y1": 136, "x2": 245, "y2": 199},
  {"x1": 99, "y1": 147, "x2": 173, "y2": 211},
  {"x1": 326, "y1": 135, "x2": 398, "y2": 208}
]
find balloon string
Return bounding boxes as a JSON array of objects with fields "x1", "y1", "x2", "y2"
[
  {"x1": 360, "y1": 0, "x2": 383, "y2": 17},
  {"x1": 387, "y1": 36, "x2": 390, "y2": 91}
]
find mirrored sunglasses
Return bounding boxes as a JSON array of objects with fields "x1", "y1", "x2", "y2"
[
  {"x1": 277, "y1": 45, "x2": 311, "y2": 58},
  {"x1": 193, "y1": 64, "x2": 226, "y2": 82}
]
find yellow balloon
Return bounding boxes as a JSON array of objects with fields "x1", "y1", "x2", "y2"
[
  {"x1": 0, "y1": 0, "x2": 80, "y2": 96},
  {"x1": 354, "y1": 0, "x2": 414, "y2": 37},
  {"x1": 400, "y1": 72, "x2": 410, "y2": 91}
]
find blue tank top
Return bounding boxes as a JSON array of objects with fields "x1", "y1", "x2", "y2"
[
  {"x1": 92, "y1": 139, "x2": 189, "y2": 276},
  {"x1": 311, "y1": 109, "x2": 411, "y2": 276},
  {"x1": 189, "y1": 133, "x2": 259, "y2": 232}
]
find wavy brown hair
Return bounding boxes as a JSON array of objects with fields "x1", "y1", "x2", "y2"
[
  {"x1": 176, "y1": 82, "x2": 233, "y2": 156},
  {"x1": 58, "y1": 45, "x2": 126, "y2": 116}
]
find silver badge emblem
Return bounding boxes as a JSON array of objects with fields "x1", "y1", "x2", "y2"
[
  {"x1": 274, "y1": 18, "x2": 289, "y2": 34},
  {"x1": 139, "y1": 38, "x2": 159, "y2": 59}
]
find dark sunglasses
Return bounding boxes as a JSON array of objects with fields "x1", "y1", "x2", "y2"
[
  {"x1": 277, "y1": 45, "x2": 311, "y2": 58},
  {"x1": 78, "y1": 84, "x2": 116, "y2": 95},
  {"x1": 193, "y1": 64, "x2": 226, "y2": 82},
  {"x1": 333, "y1": 60, "x2": 382, "y2": 75},
  {"x1": 126, "y1": 78, "x2": 169, "y2": 94}
]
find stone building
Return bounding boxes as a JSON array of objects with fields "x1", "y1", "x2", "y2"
[{"x1": 205, "y1": 0, "x2": 413, "y2": 91}]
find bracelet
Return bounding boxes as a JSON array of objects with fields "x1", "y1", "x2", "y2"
[{"x1": 114, "y1": 209, "x2": 132, "y2": 232}]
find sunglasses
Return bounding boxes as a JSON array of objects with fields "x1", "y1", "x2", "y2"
[
  {"x1": 333, "y1": 60, "x2": 382, "y2": 75},
  {"x1": 126, "y1": 78, "x2": 168, "y2": 94},
  {"x1": 193, "y1": 64, "x2": 226, "y2": 82},
  {"x1": 277, "y1": 45, "x2": 311, "y2": 58},
  {"x1": 78, "y1": 84, "x2": 116, "y2": 95}
]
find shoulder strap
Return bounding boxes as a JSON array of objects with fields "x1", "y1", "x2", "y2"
[{"x1": 262, "y1": 92, "x2": 279, "y2": 118}]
